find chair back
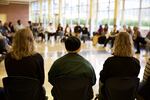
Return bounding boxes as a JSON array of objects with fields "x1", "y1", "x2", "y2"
[
  {"x1": 53, "y1": 76, "x2": 93, "y2": 100},
  {"x1": 105, "y1": 77, "x2": 139, "y2": 100},
  {"x1": 139, "y1": 76, "x2": 150, "y2": 100},
  {"x1": 3, "y1": 76, "x2": 41, "y2": 100}
]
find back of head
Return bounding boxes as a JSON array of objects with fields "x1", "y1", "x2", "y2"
[
  {"x1": 113, "y1": 32, "x2": 134, "y2": 57},
  {"x1": 11, "y1": 28, "x2": 35, "y2": 60},
  {"x1": 65, "y1": 36, "x2": 81, "y2": 53},
  {"x1": 17, "y1": 20, "x2": 21, "y2": 25}
]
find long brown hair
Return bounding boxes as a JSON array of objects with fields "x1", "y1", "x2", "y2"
[
  {"x1": 11, "y1": 28, "x2": 35, "y2": 60},
  {"x1": 113, "y1": 32, "x2": 134, "y2": 57}
]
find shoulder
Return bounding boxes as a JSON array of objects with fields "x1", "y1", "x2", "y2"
[
  {"x1": 129, "y1": 57, "x2": 140, "y2": 64},
  {"x1": 105, "y1": 56, "x2": 139, "y2": 63},
  {"x1": 77, "y1": 54, "x2": 93, "y2": 67},
  {"x1": 104, "y1": 56, "x2": 116, "y2": 62},
  {"x1": 32, "y1": 53, "x2": 43, "y2": 60},
  {"x1": 5, "y1": 53, "x2": 12, "y2": 61}
]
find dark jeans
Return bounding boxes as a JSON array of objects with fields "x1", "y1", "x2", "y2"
[
  {"x1": 45, "y1": 31, "x2": 55, "y2": 41},
  {"x1": 104, "y1": 37, "x2": 115, "y2": 48},
  {"x1": 38, "y1": 33, "x2": 45, "y2": 41},
  {"x1": 134, "y1": 37, "x2": 146, "y2": 53}
]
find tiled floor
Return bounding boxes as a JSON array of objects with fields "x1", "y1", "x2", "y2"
[{"x1": 0, "y1": 40, "x2": 148, "y2": 100}]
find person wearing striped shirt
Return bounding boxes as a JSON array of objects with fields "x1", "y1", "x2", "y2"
[
  {"x1": 138, "y1": 58, "x2": 150, "y2": 100},
  {"x1": 143, "y1": 58, "x2": 150, "y2": 82}
]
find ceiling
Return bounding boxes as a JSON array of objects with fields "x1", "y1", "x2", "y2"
[
  {"x1": 8, "y1": 0, "x2": 36, "y2": 2},
  {"x1": 0, "y1": 0, "x2": 37, "y2": 4}
]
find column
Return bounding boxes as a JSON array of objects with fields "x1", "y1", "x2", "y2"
[
  {"x1": 59, "y1": 0, "x2": 62, "y2": 23},
  {"x1": 78, "y1": 0, "x2": 80, "y2": 24},
  {"x1": 121, "y1": 0, "x2": 125, "y2": 26},
  {"x1": 89, "y1": 0, "x2": 93, "y2": 33},
  {"x1": 48, "y1": 0, "x2": 52, "y2": 22},
  {"x1": 138, "y1": 0, "x2": 142, "y2": 27},
  {"x1": 114, "y1": 0, "x2": 118, "y2": 25},
  {"x1": 39, "y1": 0, "x2": 43, "y2": 23},
  {"x1": 95, "y1": 0, "x2": 99, "y2": 28}
]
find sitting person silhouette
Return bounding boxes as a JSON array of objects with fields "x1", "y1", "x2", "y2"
[{"x1": 48, "y1": 36, "x2": 96, "y2": 100}]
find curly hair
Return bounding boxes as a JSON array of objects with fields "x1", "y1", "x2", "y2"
[
  {"x1": 11, "y1": 28, "x2": 35, "y2": 60},
  {"x1": 113, "y1": 32, "x2": 134, "y2": 57}
]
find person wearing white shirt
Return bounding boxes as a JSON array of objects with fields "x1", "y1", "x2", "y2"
[
  {"x1": 15, "y1": 20, "x2": 24, "y2": 32},
  {"x1": 45, "y1": 23, "x2": 56, "y2": 41}
]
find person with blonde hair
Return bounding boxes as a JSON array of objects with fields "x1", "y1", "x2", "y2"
[
  {"x1": 4, "y1": 28, "x2": 46, "y2": 100},
  {"x1": 99, "y1": 32, "x2": 140, "y2": 99}
]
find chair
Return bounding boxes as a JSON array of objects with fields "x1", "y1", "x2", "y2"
[
  {"x1": 104, "y1": 77, "x2": 139, "y2": 100},
  {"x1": 53, "y1": 76, "x2": 93, "y2": 100},
  {"x1": 2, "y1": 76, "x2": 42, "y2": 100},
  {"x1": 138, "y1": 76, "x2": 150, "y2": 100}
]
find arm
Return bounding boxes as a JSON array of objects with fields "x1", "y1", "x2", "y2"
[
  {"x1": 143, "y1": 58, "x2": 150, "y2": 82},
  {"x1": 100, "y1": 59, "x2": 109, "y2": 83},
  {"x1": 48, "y1": 62, "x2": 58, "y2": 85},
  {"x1": 37, "y1": 54, "x2": 45, "y2": 85},
  {"x1": 88, "y1": 64, "x2": 96, "y2": 86}
]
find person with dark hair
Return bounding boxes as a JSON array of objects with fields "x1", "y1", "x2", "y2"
[
  {"x1": 64, "y1": 24, "x2": 72, "y2": 37},
  {"x1": 15, "y1": 19, "x2": 24, "y2": 31},
  {"x1": 48, "y1": 36, "x2": 96, "y2": 99},
  {"x1": 103, "y1": 24, "x2": 108, "y2": 34},
  {"x1": 133, "y1": 26, "x2": 146, "y2": 54},
  {"x1": 97, "y1": 25, "x2": 103, "y2": 35},
  {"x1": 8, "y1": 22, "x2": 15, "y2": 33},
  {"x1": 74, "y1": 23, "x2": 82, "y2": 38},
  {"x1": 104, "y1": 24, "x2": 119, "y2": 48},
  {"x1": 28, "y1": 21, "x2": 33, "y2": 32},
  {"x1": 45, "y1": 23, "x2": 56, "y2": 41},
  {"x1": 81, "y1": 24, "x2": 90, "y2": 43},
  {"x1": 55, "y1": 23, "x2": 63, "y2": 41},
  {"x1": 2, "y1": 22, "x2": 13, "y2": 44},
  {"x1": 37, "y1": 23, "x2": 45, "y2": 42}
]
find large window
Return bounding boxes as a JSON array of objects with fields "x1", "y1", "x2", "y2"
[
  {"x1": 118, "y1": 0, "x2": 150, "y2": 31},
  {"x1": 62, "y1": 0, "x2": 89, "y2": 26},
  {"x1": 97, "y1": 0, "x2": 115, "y2": 26},
  {"x1": 124, "y1": 0, "x2": 140, "y2": 26},
  {"x1": 31, "y1": 1, "x2": 39, "y2": 23},
  {"x1": 30, "y1": 0, "x2": 150, "y2": 33},
  {"x1": 141, "y1": 0, "x2": 150, "y2": 30}
]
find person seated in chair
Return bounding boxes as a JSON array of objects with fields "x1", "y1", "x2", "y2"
[
  {"x1": 37, "y1": 23, "x2": 45, "y2": 42},
  {"x1": 74, "y1": 23, "x2": 82, "y2": 38},
  {"x1": 48, "y1": 36, "x2": 96, "y2": 100},
  {"x1": 81, "y1": 24, "x2": 90, "y2": 43},
  {"x1": 103, "y1": 24, "x2": 119, "y2": 48},
  {"x1": 133, "y1": 26, "x2": 146, "y2": 54},
  {"x1": 99, "y1": 32, "x2": 140, "y2": 100},
  {"x1": 55, "y1": 23, "x2": 63, "y2": 42},
  {"x1": 138, "y1": 58, "x2": 150, "y2": 100},
  {"x1": 4, "y1": 28, "x2": 47, "y2": 100},
  {"x1": 45, "y1": 23, "x2": 56, "y2": 41}
]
